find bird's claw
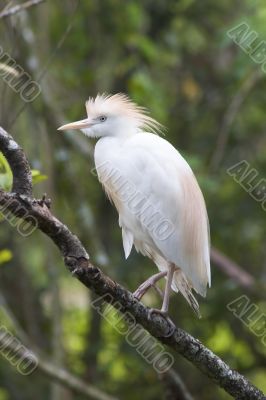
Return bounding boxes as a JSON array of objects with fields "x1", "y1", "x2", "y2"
[{"x1": 147, "y1": 308, "x2": 176, "y2": 337}]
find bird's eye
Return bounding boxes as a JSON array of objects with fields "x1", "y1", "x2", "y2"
[{"x1": 99, "y1": 115, "x2": 107, "y2": 122}]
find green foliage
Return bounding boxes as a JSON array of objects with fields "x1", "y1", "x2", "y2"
[
  {"x1": 0, "y1": 154, "x2": 12, "y2": 191},
  {"x1": 0, "y1": 250, "x2": 12, "y2": 265},
  {"x1": 31, "y1": 170, "x2": 48, "y2": 186},
  {"x1": 0, "y1": 153, "x2": 47, "y2": 191},
  {"x1": 0, "y1": 388, "x2": 8, "y2": 400}
]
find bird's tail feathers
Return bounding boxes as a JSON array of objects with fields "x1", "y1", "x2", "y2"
[{"x1": 172, "y1": 269, "x2": 201, "y2": 318}]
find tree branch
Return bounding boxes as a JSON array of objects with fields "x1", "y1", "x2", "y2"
[
  {"x1": 0, "y1": 0, "x2": 45, "y2": 19},
  {"x1": 0, "y1": 128, "x2": 32, "y2": 195},
  {"x1": 0, "y1": 126, "x2": 264, "y2": 400},
  {"x1": 210, "y1": 69, "x2": 262, "y2": 170}
]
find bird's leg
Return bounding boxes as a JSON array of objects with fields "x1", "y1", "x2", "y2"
[
  {"x1": 133, "y1": 271, "x2": 167, "y2": 301},
  {"x1": 161, "y1": 263, "x2": 175, "y2": 314},
  {"x1": 152, "y1": 284, "x2": 164, "y2": 299},
  {"x1": 147, "y1": 264, "x2": 176, "y2": 337}
]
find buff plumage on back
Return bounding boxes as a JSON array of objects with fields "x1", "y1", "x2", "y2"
[
  {"x1": 86, "y1": 93, "x2": 164, "y2": 134},
  {"x1": 179, "y1": 168, "x2": 211, "y2": 296}
]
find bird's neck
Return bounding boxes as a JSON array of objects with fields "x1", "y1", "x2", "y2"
[
  {"x1": 102, "y1": 125, "x2": 138, "y2": 141},
  {"x1": 116, "y1": 124, "x2": 138, "y2": 138},
  {"x1": 95, "y1": 131, "x2": 137, "y2": 160}
]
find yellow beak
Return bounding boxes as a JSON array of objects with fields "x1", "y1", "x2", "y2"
[{"x1": 57, "y1": 118, "x2": 92, "y2": 131}]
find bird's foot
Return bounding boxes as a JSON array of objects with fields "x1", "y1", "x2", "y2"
[
  {"x1": 147, "y1": 308, "x2": 176, "y2": 337},
  {"x1": 133, "y1": 281, "x2": 152, "y2": 301},
  {"x1": 133, "y1": 271, "x2": 167, "y2": 301}
]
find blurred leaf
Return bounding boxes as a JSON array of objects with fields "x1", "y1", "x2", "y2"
[
  {"x1": 0, "y1": 153, "x2": 12, "y2": 191},
  {"x1": 0, "y1": 388, "x2": 8, "y2": 400},
  {"x1": 0, "y1": 155, "x2": 47, "y2": 189},
  {"x1": 31, "y1": 170, "x2": 48, "y2": 185},
  {"x1": 0, "y1": 249, "x2": 12, "y2": 265}
]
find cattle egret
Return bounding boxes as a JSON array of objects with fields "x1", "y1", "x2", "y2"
[{"x1": 58, "y1": 94, "x2": 211, "y2": 318}]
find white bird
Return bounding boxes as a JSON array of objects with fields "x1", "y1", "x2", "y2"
[{"x1": 58, "y1": 93, "x2": 211, "y2": 318}]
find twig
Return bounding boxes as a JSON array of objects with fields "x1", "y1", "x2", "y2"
[
  {"x1": 9, "y1": 0, "x2": 80, "y2": 128},
  {"x1": 0, "y1": 291, "x2": 118, "y2": 400},
  {"x1": 0, "y1": 334, "x2": 118, "y2": 400},
  {"x1": 211, "y1": 247, "x2": 255, "y2": 289},
  {"x1": 210, "y1": 69, "x2": 262, "y2": 170},
  {"x1": 0, "y1": 0, "x2": 45, "y2": 19},
  {"x1": 0, "y1": 126, "x2": 265, "y2": 400},
  {"x1": 160, "y1": 369, "x2": 195, "y2": 400}
]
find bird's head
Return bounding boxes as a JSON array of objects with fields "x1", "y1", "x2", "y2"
[{"x1": 58, "y1": 93, "x2": 163, "y2": 138}]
